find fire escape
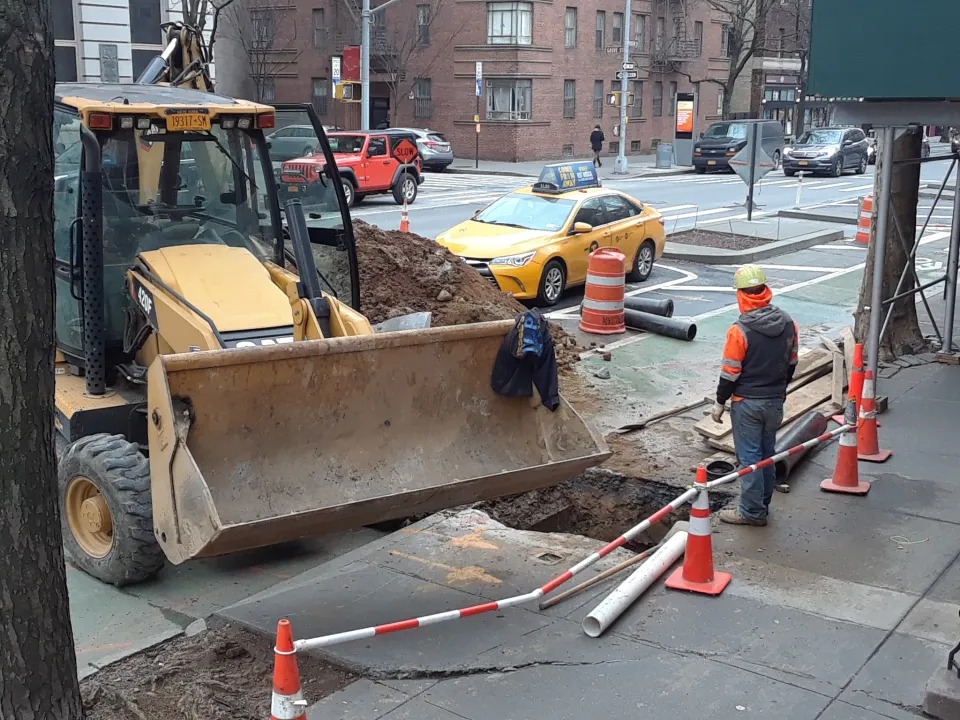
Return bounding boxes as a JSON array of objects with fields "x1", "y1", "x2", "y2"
[{"x1": 650, "y1": 0, "x2": 701, "y2": 74}]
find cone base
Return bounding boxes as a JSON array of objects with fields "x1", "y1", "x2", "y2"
[
  {"x1": 820, "y1": 477, "x2": 871, "y2": 495},
  {"x1": 858, "y1": 448, "x2": 892, "y2": 463},
  {"x1": 664, "y1": 566, "x2": 732, "y2": 596},
  {"x1": 578, "y1": 323, "x2": 627, "y2": 335}
]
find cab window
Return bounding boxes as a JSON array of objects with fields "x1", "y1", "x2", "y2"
[
  {"x1": 367, "y1": 137, "x2": 387, "y2": 157},
  {"x1": 600, "y1": 195, "x2": 640, "y2": 223},
  {"x1": 573, "y1": 198, "x2": 607, "y2": 228}
]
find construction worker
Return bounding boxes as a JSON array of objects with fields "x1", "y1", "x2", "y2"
[{"x1": 711, "y1": 265, "x2": 799, "y2": 526}]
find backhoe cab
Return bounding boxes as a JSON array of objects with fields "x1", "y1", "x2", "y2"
[{"x1": 52, "y1": 84, "x2": 609, "y2": 587}]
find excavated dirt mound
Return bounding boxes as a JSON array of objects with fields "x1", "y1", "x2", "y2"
[
  {"x1": 352, "y1": 221, "x2": 581, "y2": 371},
  {"x1": 81, "y1": 624, "x2": 354, "y2": 720}
]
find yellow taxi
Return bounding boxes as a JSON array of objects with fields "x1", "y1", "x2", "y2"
[{"x1": 436, "y1": 162, "x2": 667, "y2": 306}]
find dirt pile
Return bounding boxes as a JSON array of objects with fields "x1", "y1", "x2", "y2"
[
  {"x1": 353, "y1": 221, "x2": 580, "y2": 370},
  {"x1": 81, "y1": 624, "x2": 353, "y2": 720}
]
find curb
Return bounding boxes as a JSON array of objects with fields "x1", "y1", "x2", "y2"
[
  {"x1": 446, "y1": 167, "x2": 537, "y2": 178},
  {"x1": 446, "y1": 166, "x2": 696, "y2": 180},
  {"x1": 919, "y1": 189, "x2": 955, "y2": 201},
  {"x1": 777, "y1": 209, "x2": 859, "y2": 226},
  {"x1": 663, "y1": 228, "x2": 845, "y2": 264}
]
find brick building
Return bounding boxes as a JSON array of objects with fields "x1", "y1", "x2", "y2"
[{"x1": 267, "y1": 0, "x2": 741, "y2": 161}]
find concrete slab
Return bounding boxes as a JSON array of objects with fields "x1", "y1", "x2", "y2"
[
  {"x1": 714, "y1": 487, "x2": 960, "y2": 596},
  {"x1": 929, "y1": 556, "x2": 960, "y2": 604},
  {"x1": 818, "y1": 700, "x2": 906, "y2": 720},
  {"x1": 422, "y1": 644, "x2": 832, "y2": 720},
  {"x1": 840, "y1": 632, "x2": 952, "y2": 719},
  {"x1": 924, "y1": 667, "x2": 960, "y2": 720},
  {"x1": 898, "y1": 598, "x2": 960, "y2": 646},
  {"x1": 663, "y1": 228, "x2": 843, "y2": 264},
  {"x1": 563, "y1": 580, "x2": 886, "y2": 696},
  {"x1": 307, "y1": 678, "x2": 425, "y2": 720},
  {"x1": 68, "y1": 566, "x2": 182, "y2": 678},
  {"x1": 378, "y1": 697, "x2": 471, "y2": 720}
]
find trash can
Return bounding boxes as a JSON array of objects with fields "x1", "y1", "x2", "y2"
[{"x1": 655, "y1": 143, "x2": 674, "y2": 169}]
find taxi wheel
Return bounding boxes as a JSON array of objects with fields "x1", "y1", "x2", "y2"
[
  {"x1": 627, "y1": 241, "x2": 656, "y2": 283},
  {"x1": 537, "y1": 260, "x2": 566, "y2": 306}
]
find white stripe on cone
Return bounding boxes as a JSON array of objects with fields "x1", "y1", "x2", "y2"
[
  {"x1": 581, "y1": 298, "x2": 624, "y2": 312},
  {"x1": 271, "y1": 692, "x2": 307, "y2": 719},
  {"x1": 585, "y1": 273, "x2": 625, "y2": 287},
  {"x1": 688, "y1": 513, "x2": 711, "y2": 536}
]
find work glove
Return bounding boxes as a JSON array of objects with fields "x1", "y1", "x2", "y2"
[{"x1": 711, "y1": 402, "x2": 725, "y2": 424}]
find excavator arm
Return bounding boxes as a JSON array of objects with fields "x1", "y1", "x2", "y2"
[{"x1": 135, "y1": 21, "x2": 213, "y2": 90}]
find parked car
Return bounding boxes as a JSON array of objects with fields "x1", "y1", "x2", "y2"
[
  {"x1": 693, "y1": 119, "x2": 784, "y2": 174},
  {"x1": 267, "y1": 124, "x2": 321, "y2": 162},
  {"x1": 783, "y1": 126, "x2": 869, "y2": 177},
  {"x1": 280, "y1": 129, "x2": 424, "y2": 207},
  {"x1": 395, "y1": 128, "x2": 454, "y2": 171},
  {"x1": 866, "y1": 130, "x2": 930, "y2": 165}
]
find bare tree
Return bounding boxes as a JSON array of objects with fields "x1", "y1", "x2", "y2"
[
  {"x1": 775, "y1": 0, "x2": 811, "y2": 136},
  {"x1": 170, "y1": 0, "x2": 237, "y2": 59},
  {"x1": 0, "y1": 0, "x2": 83, "y2": 716},
  {"x1": 221, "y1": 0, "x2": 303, "y2": 103},
  {"x1": 373, "y1": 0, "x2": 464, "y2": 124}
]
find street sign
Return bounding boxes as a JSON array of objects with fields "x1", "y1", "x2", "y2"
[
  {"x1": 475, "y1": 61, "x2": 483, "y2": 97},
  {"x1": 729, "y1": 144, "x2": 776, "y2": 185},
  {"x1": 616, "y1": 70, "x2": 639, "y2": 80},
  {"x1": 332, "y1": 56, "x2": 341, "y2": 95},
  {"x1": 392, "y1": 138, "x2": 418, "y2": 164},
  {"x1": 622, "y1": 61, "x2": 636, "y2": 70}
]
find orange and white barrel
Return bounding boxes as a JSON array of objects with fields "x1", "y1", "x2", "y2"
[{"x1": 579, "y1": 248, "x2": 626, "y2": 335}]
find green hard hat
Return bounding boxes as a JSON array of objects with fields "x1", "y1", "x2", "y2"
[{"x1": 733, "y1": 264, "x2": 768, "y2": 290}]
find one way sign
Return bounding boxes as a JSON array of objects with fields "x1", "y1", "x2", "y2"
[{"x1": 616, "y1": 70, "x2": 639, "y2": 80}]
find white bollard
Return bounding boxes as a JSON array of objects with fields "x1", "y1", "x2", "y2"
[
  {"x1": 795, "y1": 171, "x2": 805, "y2": 208},
  {"x1": 581, "y1": 531, "x2": 688, "y2": 638}
]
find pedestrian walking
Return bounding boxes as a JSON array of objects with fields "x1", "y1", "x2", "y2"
[
  {"x1": 590, "y1": 125, "x2": 605, "y2": 167},
  {"x1": 711, "y1": 265, "x2": 799, "y2": 527}
]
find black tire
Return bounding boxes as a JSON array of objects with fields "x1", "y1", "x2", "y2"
[
  {"x1": 393, "y1": 173, "x2": 418, "y2": 205},
  {"x1": 341, "y1": 179, "x2": 355, "y2": 207},
  {"x1": 922, "y1": 145, "x2": 931, "y2": 159},
  {"x1": 831, "y1": 157, "x2": 843, "y2": 178},
  {"x1": 695, "y1": 166, "x2": 707, "y2": 175},
  {"x1": 59, "y1": 434, "x2": 164, "y2": 586},
  {"x1": 627, "y1": 240, "x2": 656, "y2": 283},
  {"x1": 855, "y1": 154, "x2": 867, "y2": 174},
  {"x1": 784, "y1": 168, "x2": 796, "y2": 177},
  {"x1": 537, "y1": 260, "x2": 566, "y2": 306},
  {"x1": 772, "y1": 150, "x2": 781, "y2": 170}
]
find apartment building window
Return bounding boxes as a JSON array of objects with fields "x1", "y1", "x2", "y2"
[
  {"x1": 595, "y1": 11, "x2": 605, "y2": 50},
  {"x1": 52, "y1": 0, "x2": 78, "y2": 82},
  {"x1": 593, "y1": 80, "x2": 604, "y2": 118},
  {"x1": 261, "y1": 77, "x2": 276, "y2": 104},
  {"x1": 629, "y1": 80, "x2": 643, "y2": 118},
  {"x1": 563, "y1": 79, "x2": 576, "y2": 118},
  {"x1": 668, "y1": 81, "x2": 677, "y2": 116},
  {"x1": 721, "y1": 24, "x2": 733, "y2": 57},
  {"x1": 487, "y1": 2, "x2": 533, "y2": 45},
  {"x1": 717, "y1": 87, "x2": 724, "y2": 116},
  {"x1": 486, "y1": 78, "x2": 532, "y2": 120},
  {"x1": 417, "y1": 5, "x2": 431, "y2": 45},
  {"x1": 693, "y1": 21, "x2": 703, "y2": 55},
  {"x1": 632, "y1": 14, "x2": 646, "y2": 53},
  {"x1": 312, "y1": 9, "x2": 326, "y2": 48},
  {"x1": 612, "y1": 13, "x2": 623, "y2": 44},
  {"x1": 564, "y1": 7, "x2": 577, "y2": 48},
  {"x1": 130, "y1": 0, "x2": 162, "y2": 44},
  {"x1": 312, "y1": 78, "x2": 329, "y2": 114},
  {"x1": 413, "y1": 78, "x2": 433, "y2": 117},
  {"x1": 655, "y1": 16, "x2": 665, "y2": 53},
  {"x1": 653, "y1": 81, "x2": 663, "y2": 116}
]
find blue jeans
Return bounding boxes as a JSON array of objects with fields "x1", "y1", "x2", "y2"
[{"x1": 731, "y1": 397, "x2": 784, "y2": 521}]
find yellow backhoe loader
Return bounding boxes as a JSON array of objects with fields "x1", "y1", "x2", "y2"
[{"x1": 51, "y1": 24, "x2": 609, "y2": 586}]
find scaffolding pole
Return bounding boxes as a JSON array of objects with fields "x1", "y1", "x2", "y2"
[
  {"x1": 943, "y1": 162, "x2": 960, "y2": 353},
  {"x1": 867, "y1": 126, "x2": 896, "y2": 380}
]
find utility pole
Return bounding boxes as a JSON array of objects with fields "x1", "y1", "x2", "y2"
[
  {"x1": 360, "y1": 0, "x2": 406, "y2": 131},
  {"x1": 614, "y1": 1, "x2": 632, "y2": 175}
]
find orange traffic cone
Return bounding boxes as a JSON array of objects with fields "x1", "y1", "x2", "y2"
[
  {"x1": 855, "y1": 195, "x2": 874, "y2": 245},
  {"x1": 820, "y1": 399, "x2": 871, "y2": 495},
  {"x1": 833, "y1": 342, "x2": 866, "y2": 425},
  {"x1": 665, "y1": 465, "x2": 732, "y2": 596},
  {"x1": 399, "y1": 201, "x2": 410, "y2": 233},
  {"x1": 271, "y1": 619, "x2": 307, "y2": 720},
  {"x1": 857, "y1": 370, "x2": 892, "y2": 463}
]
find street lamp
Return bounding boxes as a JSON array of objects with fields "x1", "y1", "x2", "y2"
[{"x1": 360, "y1": 0, "x2": 405, "y2": 130}]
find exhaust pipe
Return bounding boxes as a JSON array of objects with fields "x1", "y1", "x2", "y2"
[
  {"x1": 624, "y1": 296, "x2": 674, "y2": 318},
  {"x1": 623, "y1": 309, "x2": 697, "y2": 341},
  {"x1": 774, "y1": 411, "x2": 829, "y2": 483}
]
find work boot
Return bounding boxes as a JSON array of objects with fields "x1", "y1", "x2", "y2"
[{"x1": 718, "y1": 508, "x2": 767, "y2": 527}]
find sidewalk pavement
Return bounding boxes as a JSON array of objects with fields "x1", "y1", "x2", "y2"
[
  {"x1": 219, "y1": 352, "x2": 960, "y2": 717},
  {"x1": 448, "y1": 154, "x2": 694, "y2": 181}
]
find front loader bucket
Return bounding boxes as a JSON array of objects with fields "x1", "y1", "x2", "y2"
[{"x1": 147, "y1": 320, "x2": 610, "y2": 564}]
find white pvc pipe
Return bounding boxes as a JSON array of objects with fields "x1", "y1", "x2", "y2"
[{"x1": 581, "y1": 531, "x2": 688, "y2": 638}]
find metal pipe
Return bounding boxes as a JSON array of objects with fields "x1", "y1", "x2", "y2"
[
  {"x1": 624, "y1": 308, "x2": 696, "y2": 340},
  {"x1": 867, "y1": 126, "x2": 896, "y2": 379},
  {"x1": 581, "y1": 531, "x2": 688, "y2": 638},
  {"x1": 623, "y1": 295, "x2": 674, "y2": 317},
  {"x1": 360, "y1": 0, "x2": 371, "y2": 130},
  {"x1": 943, "y1": 162, "x2": 960, "y2": 353},
  {"x1": 613, "y1": 0, "x2": 632, "y2": 174},
  {"x1": 881, "y1": 276, "x2": 945, "y2": 306},
  {"x1": 773, "y1": 411, "x2": 828, "y2": 483}
]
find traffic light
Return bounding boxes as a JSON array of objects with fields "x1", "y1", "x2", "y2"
[
  {"x1": 335, "y1": 82, "x2": 362, "y2": 102},
  {"x1": 606, "y1": 91, "x2": 635, "y2": 106}
]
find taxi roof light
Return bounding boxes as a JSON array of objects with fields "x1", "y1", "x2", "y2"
[
  {"x1": 532, "y1": 161, "x2": 601, "y2": 195},
  {"x1": 88, "y1": 112, "x2": 112, "y2": 130}
]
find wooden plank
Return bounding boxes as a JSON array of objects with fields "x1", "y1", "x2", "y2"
[
  {"x1": 694, "y1": 354, "x2": 833, "y2": 440},
  {"x1": 831, "y1": 350, "x2": 845, "y2": 406},
  {"x1": 705, "y1": 375, "x2": 836, "y2": 454}
]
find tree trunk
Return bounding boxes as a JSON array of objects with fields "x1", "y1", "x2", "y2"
[
  {"x1": 854, "y1": 129, "x2": 928, "y2": 359},
  {"x1": 0, "y1": 1, "x2": 84, "y2": 718}
]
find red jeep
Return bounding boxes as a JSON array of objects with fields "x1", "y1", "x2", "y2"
[{"x1": 280, "y1": 129, "x2": 423, "y2": 208}]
